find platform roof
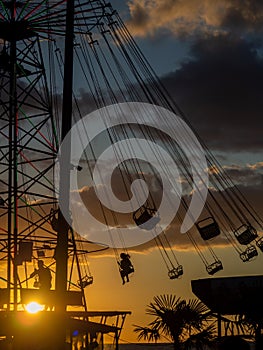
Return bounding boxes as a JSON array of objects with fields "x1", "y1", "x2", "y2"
[
  {"x1": 191, "y1": 275, "x2": 263, "y2": 317},
  {"x1": 0, "y1": 311, "x2": 122, "y2": 336}
]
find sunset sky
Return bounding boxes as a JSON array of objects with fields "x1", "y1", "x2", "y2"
[
  {"x1": 79, "y1": 0, "x2": 263, "y2": 344},
  {"x1": 0, "y1": 0, "x2": 263, "y2": 348}
]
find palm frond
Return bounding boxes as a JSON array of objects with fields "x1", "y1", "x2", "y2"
[
  {"x1": 134, "y1": 294, "x2": 214, "y2": 347},
  {"x1": 146, "y1": 294, "x2": 183, "y2": 316},
  {"x1": 182, "y1": 324, "x2": 216, "y2": 349},
  {"x1": 133, "y1": 324, "x2": 161, "y2": 343}
]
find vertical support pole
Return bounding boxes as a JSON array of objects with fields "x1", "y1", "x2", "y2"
[
  {"x1": 8, "y1": 0, "x2": 18, "y2": 312},
  {"x1": 101, "y1": 333, "x2": 104, "y2": 350},
  {"x1": 7, "y1": 45, "x2": 13, "y2": 311},
  {"x1": 255, "y1": 324, "x2": 262, "y2": 350},
  {"x1": 12, "y1": 47, "x2": 18, "y2": 313},
  {"x1": 55, "y1": 0, "x2": 74, "y2": 349},
  {"x1": 55, "y1": 0, "x2": 74, "y2": 309},
  {"x1": 115, "y1": 331, "x2": 119, "y2": 350},
  {"x1": 217, "y1": 313, "x2": 222, "y2": 339}
]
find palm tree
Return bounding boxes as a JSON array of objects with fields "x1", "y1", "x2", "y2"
[
  {"x1": 235, "y1": 313, "x2": 263, "y2": 350},
  {"x1": 218, "y1": 310, "x2": 262, "y2": 349},
  {"x1": 134, "y1": 294, "x2": 215, "y2": 350}
]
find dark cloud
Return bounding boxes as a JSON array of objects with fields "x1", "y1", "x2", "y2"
[
  {"x1": 127, "y1": 0, "x2": 263, "y2": 38},
  {"x1": 161, "y1": 35, "x2": 263, "y2": 152},
  {"x1": 125, "y1": 2, "x2": 263, "y2": 154},
  {"x1": 222, "y1": 0, "x2": 263, "y2": 33}
]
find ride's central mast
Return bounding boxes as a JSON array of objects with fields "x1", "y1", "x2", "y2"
[{"x1": 55, "y1": 0, "x2": 75, "y2": 312}]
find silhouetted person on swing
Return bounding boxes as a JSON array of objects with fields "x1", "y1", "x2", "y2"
[
  {"x1": 30, "y1": 260, "x2": 52, "y2": 291},
  {"x1": 118, "y1": 253, "x2": 134, "y2": 285}
]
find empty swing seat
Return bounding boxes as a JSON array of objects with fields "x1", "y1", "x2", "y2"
[
  {"x1": 206, "y1": 261, "x2": 223, "y2": 275},
  {"x1": 240, "y1": 246, "x2": 258, "y2": 262},
  {"x1": 133, "y1": 207, "x2": 160, "y2": 231},
  {"x1": 168, "y1": 265, "x2": 183, "y2": 279},
  {"x1": 256, "y1": 237, "x2": 263, "y2": 252},
  {"x1": 234, "y1": 224, "x2": 258, "y2": 245},
  {"x1": 77, "y1": 275, "x2": 93, "y2": 289},
  {"x1": 37, "y1": 250, "x2": 45, "y2": 258},
  {"x1": 196, "y1": 217, "x2": 220, "y2": 240}
]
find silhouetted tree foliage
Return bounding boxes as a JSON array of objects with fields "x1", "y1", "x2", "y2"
[{"x1": 134, "y1": 294, "x2": 215, "y2": 350}]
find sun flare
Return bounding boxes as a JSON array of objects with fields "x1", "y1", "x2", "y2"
[{"x1": 25, "y1": 302, "x2": 45, "y2": 314}]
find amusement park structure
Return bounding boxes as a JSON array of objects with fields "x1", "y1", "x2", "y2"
[
  {"x1": 0, "y1": 1, "x2": 131, "y2": 349},
  {"x1": 192, "y1": 275, "x2": 263, "y2": 349},
  {"x1": 0, "y1": 0, "x2": 262, "y2": 349}
]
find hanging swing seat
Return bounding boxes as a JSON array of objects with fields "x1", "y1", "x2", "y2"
[
  {"x1": 206, "y1": 260, "x2": 223, "y2": 275},
  {"x1": 240, "y1": 246, "x2": 258, "y2": 262},
  {"x1": 77, "y1": 275, "x2": 94, "y2": 289},
  {"x1": 119, "y1": 265, "x2": 134, "y2": 276},
  {"x1": 168, "y1": 265, "x2": 183, "y2": 279},
  {"x1": 256, "y1": 237, "x2": 263, "y2": 252},
  {"x1": 234, "y1": 224, "x2": 258, "y2": 245},
  {"x1": 133, "y1": 206, "x2": 160, "y2": 231},
  {"x1": 37, "y1": 243, "x2": 52, "y2": 257},
  {"x1": 196, "y1": 217, "x2": 220, "y2": 240},
  {"x1": 37, "y1": 249, "x2": 45, "y2": 258}
]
